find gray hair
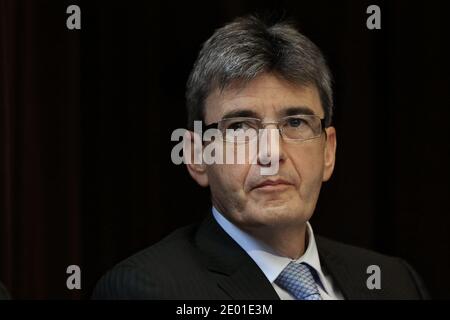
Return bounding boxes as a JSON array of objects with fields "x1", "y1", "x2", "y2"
[{"x1": 186, "y1": 15, "x2": 333, "y2": 130}]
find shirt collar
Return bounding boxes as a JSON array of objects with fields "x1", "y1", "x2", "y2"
[{"x1": 212, "y1": 207, "x2": 331, "y2": 294}]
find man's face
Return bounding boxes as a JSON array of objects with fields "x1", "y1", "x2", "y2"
[{"x1": 188, "y1": 73, "x2": 336, "y2": 232}]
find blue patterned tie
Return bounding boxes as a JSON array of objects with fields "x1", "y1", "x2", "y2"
[{"x1": 275, "y1": 262, "x2": 322, "y2": 300}]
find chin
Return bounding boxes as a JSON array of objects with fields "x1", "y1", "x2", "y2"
[{"x1": 242, "y1": 203, "x2": 310, "y2": 228}]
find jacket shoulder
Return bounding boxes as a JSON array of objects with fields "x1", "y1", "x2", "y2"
[
  {"x1": 316, "y1": 236, "x2": 430, "y2": 299},
  {"x1": 92, "y1": 223, "x2": 210, "y2": 299}
]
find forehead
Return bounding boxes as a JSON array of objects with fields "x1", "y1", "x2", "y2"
[{"x1": 204, "y1": 73, "x2": 323, "y2": 123}]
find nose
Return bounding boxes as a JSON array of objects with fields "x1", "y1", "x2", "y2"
[{"x1": 257, "y1": 125, "x2": 286, "y2": 169}]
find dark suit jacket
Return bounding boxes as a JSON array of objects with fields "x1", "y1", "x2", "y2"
[
  {"x1": 92, "y1": 215, "x2": 429, "y2": 300},
  {"x1": 0, "y1": 281, "x2": 10, "y2": 300}
]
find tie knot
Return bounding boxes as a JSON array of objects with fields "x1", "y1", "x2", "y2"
[{"x1": 275, "y1": 262, "x2": 322, "y2": 300}]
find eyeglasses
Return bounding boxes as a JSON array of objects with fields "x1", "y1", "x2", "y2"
[{"x1": 204, "y1": 114, "x2": 326, "y2": 143}]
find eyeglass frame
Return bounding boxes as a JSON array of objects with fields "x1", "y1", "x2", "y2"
[{"x1": 203, "y1": 114, "x2": 328, "y2": 143}]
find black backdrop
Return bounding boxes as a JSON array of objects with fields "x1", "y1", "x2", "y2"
[{"x1": 1, "y1": 0, "x2": 450, "y2": 299}]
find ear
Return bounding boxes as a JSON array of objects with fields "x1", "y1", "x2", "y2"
[
  {"x1": 322, "y1": 127, "x2": 337, "y2": 182},
  {"x1": 184, "y1": 130, "x2": 209, "y2": 187}
]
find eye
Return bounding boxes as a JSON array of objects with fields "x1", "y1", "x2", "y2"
[
  {"x1": 287, "y1": 117, "x2": 304, "y2": 128},
  {"x1": 227, "y1": 121, "x2": 252, "y2": 130}
]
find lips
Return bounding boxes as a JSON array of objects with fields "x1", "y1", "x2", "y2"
[{"x1": 252, "y1": 178, "x2": 293, "y2": 190}]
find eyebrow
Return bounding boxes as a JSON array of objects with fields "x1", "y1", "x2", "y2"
[
  {"x1": 220, "y1": 106, "x2": 318, "y2": 120},
  {"x1": 221, "y1": 109, "x2": 260, "y2": 119},
  {"x1": 279, "y1": 106, "x2": 316, "y2": 117}
]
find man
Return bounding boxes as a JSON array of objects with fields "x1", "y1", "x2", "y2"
[{"x1": 93, "y1": 15, "x2": 429, "y2": 300}]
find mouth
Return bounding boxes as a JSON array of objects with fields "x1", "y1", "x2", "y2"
[{"x1": 252, "y1": 179, "x2": 294, "y2": 191}]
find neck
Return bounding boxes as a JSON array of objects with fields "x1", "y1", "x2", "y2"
[{"x1": 243, "y1": 222, "x2": 308, "y2": 260}]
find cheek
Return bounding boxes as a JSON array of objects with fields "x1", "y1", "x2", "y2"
[
  {"x1": 207, "y1": 163, "x2": 250, "y2": 194},
  {"x1": 289, "y1": 146, "x2": 325, "y2": 190}
]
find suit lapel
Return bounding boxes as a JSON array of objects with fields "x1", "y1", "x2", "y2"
[
  {"x1": 316, "y1": 236, "x2": 372, "y2": 299},
  {"x1": 194, "y1": 215, "x2": 280, "y2": 300},
  {"x1": 216, "y1": 260, "x2": 280, "y2": 299}
]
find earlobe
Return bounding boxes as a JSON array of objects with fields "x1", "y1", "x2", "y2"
[
  {"x1": 186, "y1": 162, "x2": 209, "y2": 187},
  {"x1": 184, "y1": 131, "x2": 209, "y2": 187},
  {"x1": 322, "y1": 127, "x2": 337, "y2": 182}
]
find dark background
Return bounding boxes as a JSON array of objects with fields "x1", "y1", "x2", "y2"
[{"x1": 1, "y1": 0, "x2": 450, "y2": 299}]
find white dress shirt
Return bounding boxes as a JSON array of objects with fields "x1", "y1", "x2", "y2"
[{"x1": 212, "y1": 207, "x2": 344, "y2": 300}]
